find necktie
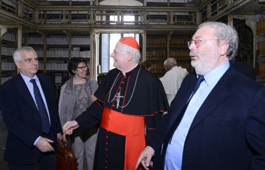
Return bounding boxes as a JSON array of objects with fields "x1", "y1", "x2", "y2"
[
  {"x1": 186, "y1": 75, "x2": 205, "y2": 104},
  {"x1": 164, "y1": 75, "x2": 205, "y2": 147},
  {"x1": 30, "y1": 79, "x2": 50, "y2": 134}
]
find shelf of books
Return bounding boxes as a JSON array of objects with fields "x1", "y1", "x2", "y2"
[
  {"x1": 146, "y1": 34, "x2": 192, "y2": 77},
  {"x1": 1, "y1": 32, "x2": 17, "y2": 85},
  {"x1": 146, "y1": 35, "x2": 167, "y2": 76},
  {"x1": 256, "y1": 16, "x2": 265, "y2": 84},
  {"x1": 169, "y1": 36, "x2": 191, "y2": 72}
]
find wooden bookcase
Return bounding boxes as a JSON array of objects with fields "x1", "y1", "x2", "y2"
[{"x1": 256, "y1": 16, "x2": 265, "y2": 84}]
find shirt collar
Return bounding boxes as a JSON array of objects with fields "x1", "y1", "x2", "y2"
[
  {"x1": 202, "y1": 61, "x2": 230, "y2": 86},
  {"x1": 20, "y1": 73, "x2": 39, "y2": 83}
]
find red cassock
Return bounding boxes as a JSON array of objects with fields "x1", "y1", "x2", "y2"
[{"x1": 76, "y1": 64, "x2": 169, "y2": 170}]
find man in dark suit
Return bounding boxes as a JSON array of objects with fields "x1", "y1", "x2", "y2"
[
  {"x1": 0, "y1": 47, "x2": 62, "y2": 170},
  {"x1": 230, "y1": 57, "x2": 256, "y2": 80},
  {"x1": 136, "y1": 21, "x2": 265, "y2": 170}
]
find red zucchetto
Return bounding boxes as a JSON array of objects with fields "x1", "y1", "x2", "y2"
[{"x1": 119, "y1": 37, "x2": 139, "y2": 50}]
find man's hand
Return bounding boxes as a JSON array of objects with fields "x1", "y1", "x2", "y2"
[
  {"x1": 36, "y1": 137, "x2": 54, "y2": 152},
  {"x1": 57, "y1": 133, "x2": 62, "y2": 141},
  {"x1": 62, "y1": 133, "x2": 68, "y2": 142},
  {"x1": 135, "y1": 146, "x2": 155, "y2": 170},
  {"x1": 63, "y1": 120, "x2": 79, "y2": 135},
  {"x1": 91, "y1": 93, "x2": 97, "y2": 102}
]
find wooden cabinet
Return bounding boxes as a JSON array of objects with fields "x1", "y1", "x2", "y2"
[
  {"x1": 146, "y1": 35, "x2": 167, "y2": 77},
  {"x1": 46, "y1": 34, "x2": 69, "y2": 73},
  {"x1": 24, "y1": 33, "x2": 90, "y2": 86},
  {"x1": 256, "y1": 16, "x2": 265, "y2": 84},
  {"x1": 169, "y1": 36, "x2": 192, "y2": 73},
  {"x1": 0, "y1": 32, "x2": 17, "y2": 85},
  {"x1": 145, "y1": 33, "x2": 192, "y2": 77},
  {"x1": 25, "y1": 33, "x2": 45, "y2": 71}
]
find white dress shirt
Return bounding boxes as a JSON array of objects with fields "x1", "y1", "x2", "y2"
[{"x1": 20, "y1": 73, "x2": 51, "y2": 145}]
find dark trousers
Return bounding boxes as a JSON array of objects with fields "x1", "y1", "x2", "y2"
[
  {"x1": 9, "y1": 151, "x2": 56, "y2": 170},
  {"x1": 9, "y1": 131, "x2": 57, "y2": 170}
]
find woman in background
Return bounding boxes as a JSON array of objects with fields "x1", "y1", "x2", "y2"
[
  {"x1": 140, "y1": 60, "x2": 152, "y2": 71},
  {"x1": 59, "y1": 57, "x2": 98, "y2": 170}
]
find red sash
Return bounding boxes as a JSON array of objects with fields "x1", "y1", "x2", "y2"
[{"x1": 101, "y1": 107, "x2": 145, "y2": 170}]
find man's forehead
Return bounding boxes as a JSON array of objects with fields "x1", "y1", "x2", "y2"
[
  {"x1": 194, "y1": 26, "x2": 214, "y2": 38},
  {"x1": 114, "y1": 42, "x2": 123, "y2": 50},
  {"x1": 21, "y1": 51, "x2": 36, "y2": 57}
]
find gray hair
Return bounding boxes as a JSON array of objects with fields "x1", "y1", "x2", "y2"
[
  {"x1": 198, "y1": 21, "x2": 238, "y2": 60},
  {"x1": 13, "y1": 46, "x2": 37, "y2": 62},
  {"x1": 119, "y1": 41, "x2": 141, "y2": 63},
  {"x1": 164, "y1": 58, "x2": 177, "y2": 68}
]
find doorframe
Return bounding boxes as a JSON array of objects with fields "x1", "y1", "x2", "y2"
[{"x1": 90, "y1": 29, "x2": 145, "y2": 80}]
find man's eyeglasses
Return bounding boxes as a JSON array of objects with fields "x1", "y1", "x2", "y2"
[
  {"x1": 187, "y1": 39, "x2": 218, "y2": 48},
  {"x1": 77, "y1": 66, "x2": 88, "y2": 69}
]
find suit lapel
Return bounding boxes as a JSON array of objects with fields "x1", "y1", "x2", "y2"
[
  {"x1": 161, "y1": 74, "x2": 198, "y2": 157},
  {"x1": 14, "y1": 74, "x2": 38, "y2": 111},
  {"x1": 168, "y1": 74, "x2": 197, "y2": 128},
  {"x1": 163, "y1": 74, "x2": 197, "y2": 144},
  {"x1": 189, "y1": 68, "x2": 234, "y2": 131}
]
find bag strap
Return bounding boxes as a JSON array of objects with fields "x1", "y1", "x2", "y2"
[
  {"x1": 57, "y1": 138, "x2": 64, "y2": 149},
  {"x1": 88, "y1": 78, "x2": 93, "y2": 94},
  {"x1": 57, "y1": 139, "x2": 77, "y2": 162}
]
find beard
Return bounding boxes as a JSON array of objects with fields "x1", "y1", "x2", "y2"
[{"x1": 191, "y1": 54, "x2": 215, "y2": 76}]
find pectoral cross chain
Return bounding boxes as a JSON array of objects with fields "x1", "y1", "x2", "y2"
[{"x1": 115, "y1": 90, "x2": 124, "y2": 109}]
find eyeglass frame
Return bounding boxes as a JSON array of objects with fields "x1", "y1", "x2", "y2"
[{"x1": 187, "y1": 39, "x2": 219, "y2": 48}]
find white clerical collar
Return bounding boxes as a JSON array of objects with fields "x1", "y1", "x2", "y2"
[{"x1": 122, "y1": 63, "x2": 139, "y2": 76}]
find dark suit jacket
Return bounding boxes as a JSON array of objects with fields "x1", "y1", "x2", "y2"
[
  {"x1": 230, "y1": 58, "x2": 256, "y2": 80},
  {"x1": 0, "y1": 74, "x2": 62, "y2": 165},
  {"x1": 149, "y1": 66, "x2": 265, "y2": 170}
]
